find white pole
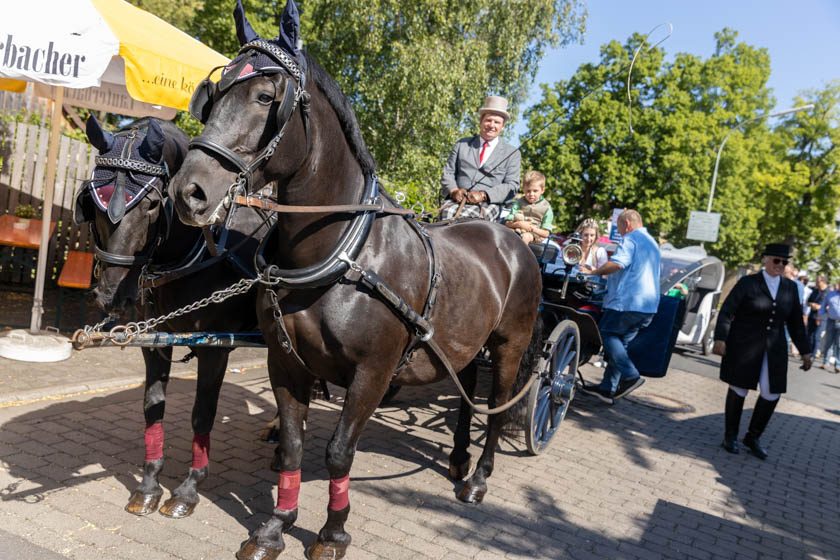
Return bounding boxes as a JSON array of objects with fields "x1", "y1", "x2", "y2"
[{"x1": 29, "y1": 86, "x2": 64, "y2": 333}]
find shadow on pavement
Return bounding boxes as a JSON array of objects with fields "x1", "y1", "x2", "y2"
[{"x1": 0, "y1": 374, "x2": 837, "y2": 558}]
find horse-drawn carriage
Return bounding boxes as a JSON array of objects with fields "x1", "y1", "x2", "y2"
[{"x1": 67, "y1": 2, "x2": 690, "y2": 557}]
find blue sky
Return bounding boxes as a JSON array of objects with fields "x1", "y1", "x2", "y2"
[{"x1": 513, "y1": 0, "x2": 840, "y2": 140}]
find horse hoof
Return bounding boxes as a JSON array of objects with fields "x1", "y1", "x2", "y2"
[
  {"x1": 457, "y1": 482, "x2": 486, "y2": 504},
  {"x1": 448, "y1": 459, "x2": 471, "y2": 481},
  {"x1": 305, "y1": 541, "x2": 348, "y2": 560},
  {"x1": 125, "y1": 490, "x2": 162, "y2": 516},
  {"x1": 236, "y1": 537, "x2": 284, "y2": 560},
  {"x1": 158, "y1": 496, "x2": 198, "y2": 518}
]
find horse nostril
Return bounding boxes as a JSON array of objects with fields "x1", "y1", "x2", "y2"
[{"x1": 183, "y1": 182, "x2": 207, "y2": 203}]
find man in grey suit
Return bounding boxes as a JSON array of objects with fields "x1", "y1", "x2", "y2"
[{"x1": 439, "y1": 96, "x2": 521, "y2": 221}]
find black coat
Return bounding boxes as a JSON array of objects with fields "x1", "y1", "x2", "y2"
[{"x1": 714, "y1": 273, "x2": 809, "y2": 393}]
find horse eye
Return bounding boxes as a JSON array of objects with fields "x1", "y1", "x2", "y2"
[
  {"x1": 257, "y1": 93, "x2": 274, "y2": 104},
  {"x1": 146, "y1": 199, "x2": 161, "y2": 214}
]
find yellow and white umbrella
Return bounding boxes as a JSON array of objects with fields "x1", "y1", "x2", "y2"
[{"x1": 0, "y1": 0, "x2": 228, "y2": 333}]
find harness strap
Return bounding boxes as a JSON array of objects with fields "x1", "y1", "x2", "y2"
[
  {"x1": 190, "y1": 137, "x2": 254, "y2": 176},
  {"x1": 267, "y1": 288, "x2": 311, "y2": 373},
  {"x1": 95, "y1": 245, "x2": 150, "y2": 267},
  {"x1": 338, "y1": 249, "x2": 537, "y2": 416},
  {"x1": 234, "y1": 194, "x2": 416, "y2": 216},
  {"x1": 395, "y1": 219, "x2": 440, "y2": 373}
]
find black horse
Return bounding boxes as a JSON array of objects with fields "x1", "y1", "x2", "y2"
[
  {"x1": 77, "y1": 116, "x2": 269, "y2": 519},
  {"x1": 171, "y1": 2, "x2": 542, "y2": 558}
]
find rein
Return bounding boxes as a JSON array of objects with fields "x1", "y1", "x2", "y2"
[{"x1": 234, "y1": 194, "x2": 415, "y2": 216}]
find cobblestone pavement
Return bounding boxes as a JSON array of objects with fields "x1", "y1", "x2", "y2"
[{"x1": 0, "y1": 361, "x2": 837, "y2": 559}]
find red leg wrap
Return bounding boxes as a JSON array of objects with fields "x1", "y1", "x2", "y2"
[
  {"x1": 276, "y1": 470, "x2": 301, "y2": 511},
  {"x1": 144, "y1": 423, "x2": 164, "y2": 462},
  {"x1": 191, "y1": 433, "x2": 210, "y2": 470},
  {"x1": 328, "y1": 475, "x2": 350, "y2": 511}
]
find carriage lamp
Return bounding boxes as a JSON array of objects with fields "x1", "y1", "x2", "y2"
[
  {"x1": 561, "y1": 242, "x2": 583, "y2": 266},
  {"x1": 560, "y1": 236, "x2": 584, "y2": 300}
]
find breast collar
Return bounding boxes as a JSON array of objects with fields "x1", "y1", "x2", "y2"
[{"x1": 255, "y1": 172, "x2": 380, "y2": 289}]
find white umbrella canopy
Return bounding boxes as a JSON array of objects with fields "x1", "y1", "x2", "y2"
[{"x1": 0, "y1": 0, "x2": 228, "y2": 334}]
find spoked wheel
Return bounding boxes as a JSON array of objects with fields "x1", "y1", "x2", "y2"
[{"x1": 525, "y1": 320, "x2": 580, "y2": 455}]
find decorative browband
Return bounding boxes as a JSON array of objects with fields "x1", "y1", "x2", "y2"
[
  {"x1": 94, "y1": 157, "x2": 168, "y2": 177},
  {"x1": 239, "y1": 39, "x2": 302, "y2": 81}
]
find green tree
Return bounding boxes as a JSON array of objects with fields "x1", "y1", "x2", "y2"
[
  {"x1": 179, "y1": 0, "x2": 586, "y2": 210},
  {"x1": 522, "y1": 29, "x2": 839, "y2": 269},
  {"x1": 759, "y1": 82, "x2": 840, "y2": 275},
  {"x1": 129, "y1": 0, "x2": 205, "y2": 33}
]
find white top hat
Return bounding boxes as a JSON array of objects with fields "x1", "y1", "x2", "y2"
[{"x1": 478, "y1": 95, "x2": 510, "y2": 121}]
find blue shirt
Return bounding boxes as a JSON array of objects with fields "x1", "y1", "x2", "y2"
[
  {"x1": 604, "y1": 227, "x2": 661, "y2": 313},
  {"x1": 822, "y1": 290, "x2": 840, "y2": 320}
]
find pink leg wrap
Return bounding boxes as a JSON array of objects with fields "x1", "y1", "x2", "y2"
[
  {"x1": 144, "y1": 423, "x2": 164, "y2": 462},
  {"x1": 276, "y1": 470, "x2": 302, "y2": 511},
  {"x1": 328, "y1": 475, "x2": 350, "y2": 511},
  {"x1": 191, "y1": 433, "x2": 210, "y2": 470}
]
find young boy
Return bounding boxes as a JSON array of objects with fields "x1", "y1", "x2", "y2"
[{"x1": 505, "y1": 170, "x2": 554, "y2": 244}]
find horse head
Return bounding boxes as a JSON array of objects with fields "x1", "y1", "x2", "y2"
[
  {"x1": 172, "y1": 0, "x2": 369, "y2": 228},
  {"x1": 76, "y1": 115, "x2": 188, "y2": 313}
]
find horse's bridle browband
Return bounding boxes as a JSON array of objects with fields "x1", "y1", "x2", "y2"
[
  {"x1": 94, "y1": 156, "x2": 168, "y2": 177},
  {"x1": 240, "y1": 39, "x2": 302, "y2": 81}
]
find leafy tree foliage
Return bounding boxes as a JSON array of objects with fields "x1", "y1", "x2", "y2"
[
  {"x1": 523, "y1": 29, "x2": 839, "y2": 270},
  {"x1": 132, "y1": 0, "x2": 586, "y2": 211}
]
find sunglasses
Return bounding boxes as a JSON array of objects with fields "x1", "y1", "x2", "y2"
[{"x1": 770, "y1": 258, "x2": 789, "y2": 266}]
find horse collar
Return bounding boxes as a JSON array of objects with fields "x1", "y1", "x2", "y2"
[{"x1": 257, "y1": 172, "x2": 380, "y2": 290}]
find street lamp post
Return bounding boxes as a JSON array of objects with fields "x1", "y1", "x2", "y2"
[{"x1": 706, "y1": 104, "x2": 815, "y2": 213}]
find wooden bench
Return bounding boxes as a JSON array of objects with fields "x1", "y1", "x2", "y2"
[{"x1": 56, "y1": 251, "x2": 95, "y2": 330}]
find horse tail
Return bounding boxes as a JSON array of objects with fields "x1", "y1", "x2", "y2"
[{"x1": 502, "y1": 313, "x2": 544, "y2": 430}]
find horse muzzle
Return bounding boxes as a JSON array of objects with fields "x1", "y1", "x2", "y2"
[{"x1": 173, "y1": 181, "x2": 224, "y2": 227}]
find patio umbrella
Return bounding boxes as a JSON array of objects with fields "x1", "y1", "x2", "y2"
[{"x1": 0, "y1": 0, "x2": 228, "y2": 333}]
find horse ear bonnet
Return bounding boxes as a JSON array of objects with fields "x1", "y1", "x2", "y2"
[
  {"x1": 234, "y1": 0, "x2": 259, "y2": 46},
  {"x1": 85, "y1": 115, "x2": 115, "y2": 153},
  {"x1": 277, "y1": 0, "x2": 301, "y2": 56},
  {"x1": 139, "y1": 119, "x2": 165, "y2": 163},
  {"x1": 75, "y1": 121, "x2": 168, "y2": 225},
  {"x1": 190, "y1": 0, "x2": 305, "y2": 126}
]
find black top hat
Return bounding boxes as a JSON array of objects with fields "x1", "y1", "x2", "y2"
[{"x1": 762, "y1": 243, "x2": 793, "y2": 259}]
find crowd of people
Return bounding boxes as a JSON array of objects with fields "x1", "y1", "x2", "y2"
[{"x1": 437, "y1": 94, "x2": 838, "y2": 459}]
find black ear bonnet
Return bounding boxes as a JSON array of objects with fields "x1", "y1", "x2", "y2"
[
  {"x1": 74, "y1": 118, "x2": 169, "y2": 226},
  {"x1": 188, "y1": 0, "x2": 307, "y2": 127}
]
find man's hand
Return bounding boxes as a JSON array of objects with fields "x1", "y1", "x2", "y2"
[
  {"x1": 466, "y1": 191, "x2": 487, "y2": 204},
  {"x1": 579, "y1": 264, "x2": 595, "y2": 274},
  {"x1": 712, "y1": 340, "x2": 726, "y2": 356},
  {"x1": 801, "y1": 354, "x2": 813, "y2": 371},
  {"x1": 450, "y1": 188, "x2": 466, "y2": 203}
]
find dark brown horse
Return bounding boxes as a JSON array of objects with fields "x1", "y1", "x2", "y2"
[
  {"x1": 170, "y1": 2, "x2": 542, "y2": 558},
  {"x1": 77, "y1": 116, "x2": 268, "y2": 519}
]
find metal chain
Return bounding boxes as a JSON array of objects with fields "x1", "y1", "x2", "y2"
[
  {"x1": 71, "y1": 314, "x2": 119, "y2": 349},
  {"x1": 74, "y1": 273, "x2": 277, "y2": 348},
  {"x1": 114, "y1": 276, "x2": 262, "y2": 341}
]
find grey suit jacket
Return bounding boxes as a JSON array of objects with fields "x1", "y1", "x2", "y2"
[{"x1": 440, "y1": 135, "x2": 521, "y2": 204}]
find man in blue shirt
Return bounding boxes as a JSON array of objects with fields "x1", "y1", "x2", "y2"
[
  {"x1": 579, "y1": 209, "x2": 660, "y2": 403},
  {"x1": 820, "y1": 282, "x2": 840, "y2": 372}
]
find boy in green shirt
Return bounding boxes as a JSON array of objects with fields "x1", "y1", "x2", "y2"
[{"x1": 505, "y1": 170, "x2": 554, "y2": 244}]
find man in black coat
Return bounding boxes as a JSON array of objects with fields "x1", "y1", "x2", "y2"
[{"x1": 713, "y1": 243, "x2": 812, "y2": 459}]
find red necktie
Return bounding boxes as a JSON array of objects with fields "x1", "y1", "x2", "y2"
[{"x1": 479, "y1": 141, "x2": 489, "y2": 165}]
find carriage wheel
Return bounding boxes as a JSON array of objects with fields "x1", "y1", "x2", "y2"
[{"x1": 525, "y1": 320, "x2": 580, "y2": 455}]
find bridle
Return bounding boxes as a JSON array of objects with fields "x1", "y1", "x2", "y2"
[{"x1": 188, "y1": 39, "x2": 311, "y2": 223}]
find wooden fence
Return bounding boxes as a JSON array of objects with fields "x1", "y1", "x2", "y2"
[{"x1": 0, "y1": 88, "x2": 96, "y2": 285}]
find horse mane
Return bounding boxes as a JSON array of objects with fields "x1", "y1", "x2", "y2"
[{"x1": 304, "y1": 52, "x2": 376, "y2": 176}]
